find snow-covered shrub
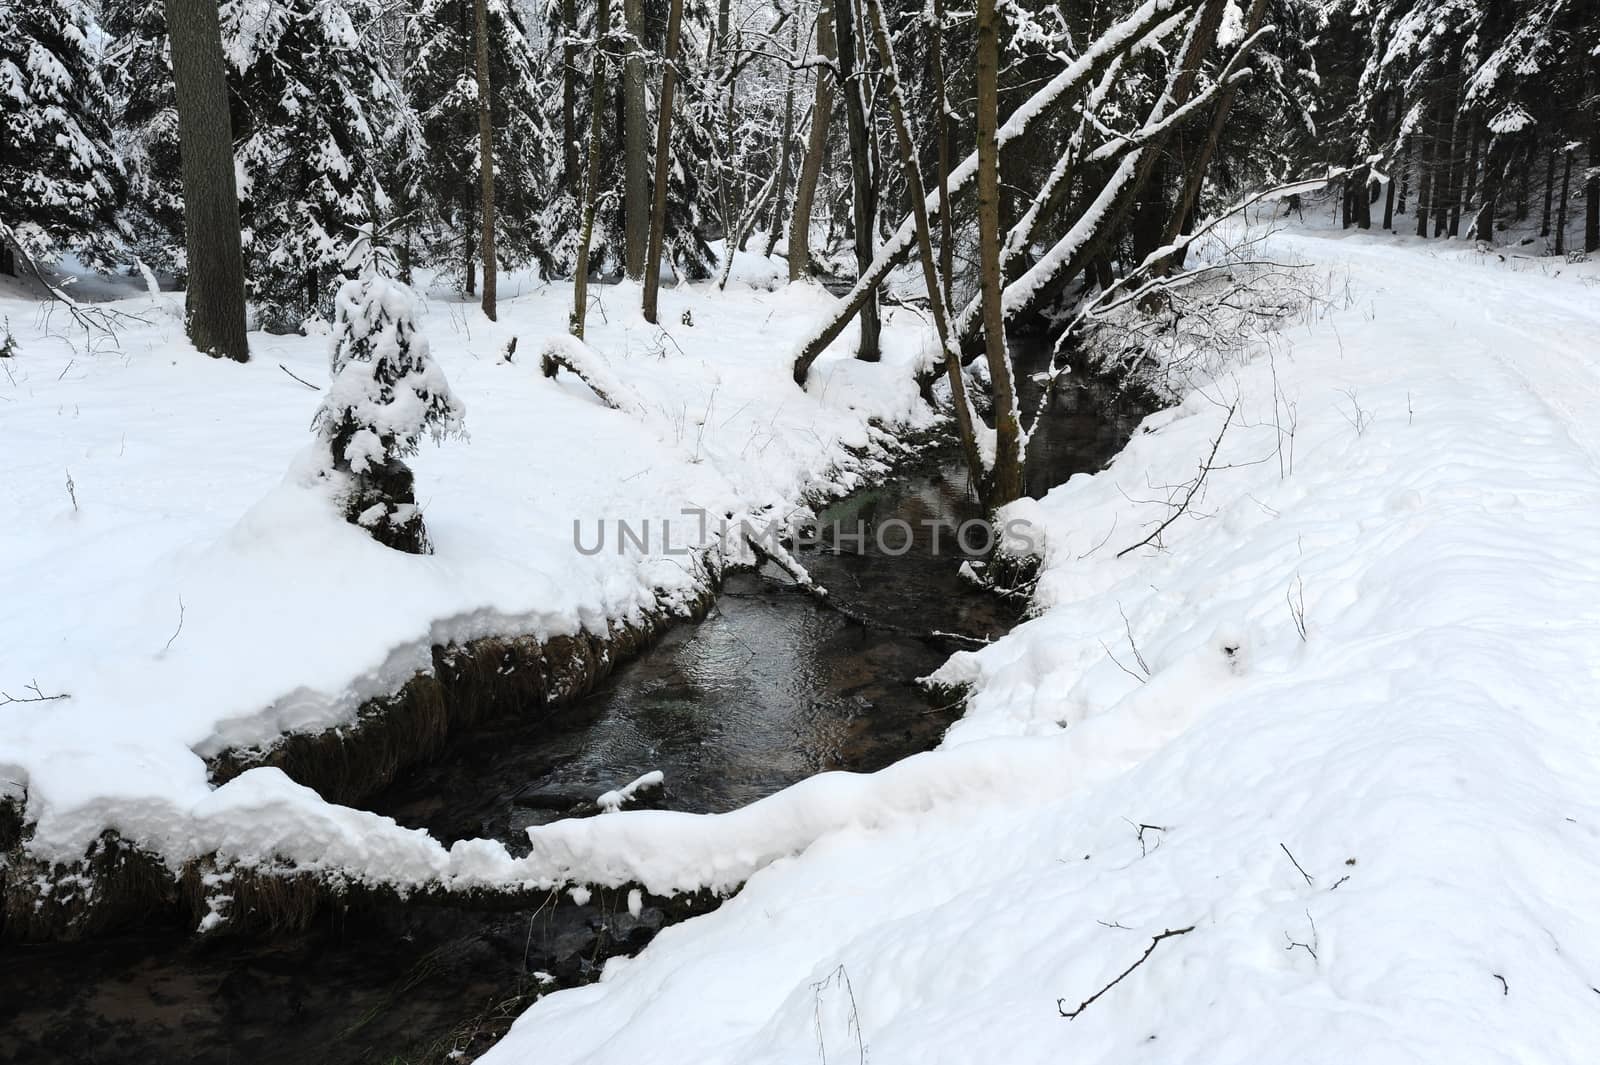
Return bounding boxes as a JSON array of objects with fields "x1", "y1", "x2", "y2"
[
  {"x1": 1, "y1": 319, "x2": 16, "y2": 359},
  {"x1": 312, "y1": 273, "x2": 464, "y2": 553}
]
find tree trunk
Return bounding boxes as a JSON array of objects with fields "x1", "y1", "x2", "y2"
[
  {"x1": 1382, "y1": 163, "x2": 1396, "y2": 229},
  {"x1": 976, "y1": 0, "x2": 1022, "y2": 506},
  {"x1": 641, "y1": 0, "x2": 684, "y2": 323},
  {"x1": 832, "y1": 0, "x2": 880, "y2": 361},
  {"x1": 931, "y1": 0, "x2": 955, "y2": 307},
  {"x1": 1555, "y1": 144, "x2": 1573, "y2": 255},
  {"x1": 789, "y1": 1, "x2": 836, "y2": 281},
  {"x1": 562, "y1": 0, "x2": 578, "y2": 182},
  {"x1": 763, "y1": 16, "x2": 801, "y2": 259},
  {"x1": 571, "y1": 0, "x2": 614, "y2": 338},
  {"x1": 163, "y1": 0, "x2": 248, "y2": 361},
  {"x1": 865, "y1": 0, "x2": 982, "y2": 489},
  {"x1": 1416, "y1": 101, "x2": 1439, "y2": 237},
  {"x1": 1540, "y1": 146, "x2": 1555, "y2": 236},
  {"x1": 1473, "y1": 136, "x2": 1507, "y2": 242},
  {"x1": 1587, "y1": 59, "x2": 1600, "y2": 253},
  {"x1": 473, "y1": 0, "x2": 496, "y2": 320},
  {"x1": 1157, "y1": 0, "x2": 1268, "y2": 262},
  {"x1": 622, "y1": 0, "x2": 648, "y2": 278}
]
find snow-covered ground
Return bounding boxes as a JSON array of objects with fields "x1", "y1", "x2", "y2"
[
  {"x1": 475, "y1": 229, "x2": 1600, "y2": 1063},
  {"x1": 0, "y1": 251, "x2": 936, "y2": 869}
]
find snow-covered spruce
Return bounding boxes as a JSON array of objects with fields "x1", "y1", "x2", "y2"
[
  {"x1": 311, "y1": 273, "x2": 464, "y2": 553},
  {"x1": 0, "y1": 0, "x2": 126, "y2": 273}
]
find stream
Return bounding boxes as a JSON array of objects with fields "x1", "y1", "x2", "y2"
[{"x1": 0, "y1": 347, "x2": 1148, "y2": 1065}]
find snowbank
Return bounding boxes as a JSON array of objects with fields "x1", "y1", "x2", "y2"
[
  {"x1": 477, "y1": 230, "x2": 1600, "y2": 1063},
  {"x1": 0, "y1": 254, "x2": 934, "y2": 878}
]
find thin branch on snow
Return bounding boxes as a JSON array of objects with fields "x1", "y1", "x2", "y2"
[
  {"x1": 1116, "y1": 403, "x2": 1236, "y2": 557},
  {"x1": 0, "y1": 680, "x2": 71, "y2": 707},
  {"x1": 278, "y1": 363, "x2": 322, "y2": 390},
  {"x1": 1057, "y1": 925, "x2": 1195, "y2": 1019},
  {"x1": 1279, "y1": 842, "x2": 1314, "y2": 886}
]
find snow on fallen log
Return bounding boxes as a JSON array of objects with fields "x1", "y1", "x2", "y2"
[
  {"x1": 597, "y1": 770, "x2": 665, "y2": 813},
  {"x1": 539, "y1": 334, "x2": 649, "y2": 418}
]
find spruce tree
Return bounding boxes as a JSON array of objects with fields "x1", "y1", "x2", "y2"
[{"x1": 0, "y1": 0, "x2": 126, "y2": 273}]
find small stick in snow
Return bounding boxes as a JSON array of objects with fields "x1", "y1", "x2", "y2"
[
  {"x1": 1116, "y1": 404, "x2": 1236, "y2": 557},
  {"x1": 1057, "y1": 925, "x2": 1195, "y2": 1019},
  {"x1": 278, "y1": 363, "x2": 321, "y2": 390},
  {"x1": 0, "y1": 680, "x2": 70, "y2": 706},
  {"x1": 163, "y1": 595, "x2": 185, "y2": 654},
  {"x1": 1280, "y1": 842, "x2": 1315, "y2": 886},
  {"x1": 1493, "y1": 973, "x2": 1509, "y2": 996},
  {"x1": 64, "y1": 469, "x2": 77, "y2": 512}
]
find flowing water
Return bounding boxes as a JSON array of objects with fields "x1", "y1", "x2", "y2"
[{"x1": 0, "y1": 347, "x2": 1148, "y2": 1065}]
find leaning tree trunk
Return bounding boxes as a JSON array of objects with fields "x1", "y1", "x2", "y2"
[
  {"x1": 641, "y1": 0, "x2": 685, "y2": 324},
  {"x1": 975, "y1": 0, "x2": 1023, "y2": 506},
  {"x1": 789, "y1": 0, "x2": 836, "y2": 281},
  {"x1": 1156, "y1": 0, "x2": 1269, "y2": 268},
  {"x1": 473, "y1": 0, "x2": 497, "y2": 320},
  {"x1": 623, "y1": 0, "x2": 648, "y2": 279},
  {"x1": 865, "y1": 0, "x2": 983, "y2": 490},
  {"x1": 832, "y1": 0, "x2": 881, "y2": 361},
  {"x1": 163, "y1": 0, "x2": 248, "y2": 361},
  {"x1": 930, "y1": 0, "x2": 956, "y2": 307},
  {"x1": 571, "y1": 0, "x2": 614, "y2": 338}
]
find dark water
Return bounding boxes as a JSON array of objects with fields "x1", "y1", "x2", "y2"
[{"x1": 0, "y1": 350, "x2": 1147, "y2": 1065}]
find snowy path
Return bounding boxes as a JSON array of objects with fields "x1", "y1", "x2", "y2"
[{"x1": 477, "y1": 233, "x2": 1600, "y2": 1065}]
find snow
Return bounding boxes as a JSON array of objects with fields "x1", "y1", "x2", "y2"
[
  {"x1": 474, "y1": 227, "x2": 1600, "y2": 1064},
  {"x1": 0, "y1": 251, "x2": 935, "y2": 868}
]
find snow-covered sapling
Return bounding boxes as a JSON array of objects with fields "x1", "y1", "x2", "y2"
[
  {"x1": 0, "y1": 319, "x2": 16, "y2": 358},
  {"x1": 312, "y1": 230, "x2": 464, "y2": 553}
]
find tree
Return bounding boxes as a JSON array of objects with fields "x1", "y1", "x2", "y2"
[
  {"x1": 163, "y1": 0, "x2": 248, "y2": 360},
  {"x1": 474, "y1": 0, "x2": 498, "y2": 320},
  {"x1": 642, "y1": 0, "x2": 686, "y2": 324},
  {"x1": 974, "y1": 0, "x2": 1023, "y2": 505},
  {"x1": 0, "y1": 0, "x2": 126, "y2": 275},
  {"x1": 831, "y1": 0, "x2": 881, "y2": 361},
  {"x1": 572, "y1": 0, "x2": 616, "y2": 337},
  {"x1": 314, "y1": 230, "x2": 464, "y2": 555},
  {"x1": 623, "y1": 0, "x2": 648, "y2": 279},
  {"x1": 789, "y1": 0, "x2": 836, "y2": 282}
]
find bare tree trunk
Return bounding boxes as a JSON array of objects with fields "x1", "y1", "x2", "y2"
[
  {"x1": 832, "y1": 0, "x2": 880, "y2": 361},
  {"x1": 976, "y1": 0, "x2": 1022, "y2": 505},
  {"x1": 562, "y1": 0, "x2": 578, "y2": 181},
  {"x1": 1540, "y1": 145, "x2": 1554, "y2": 236},
  {"x1": 930, "y1": 0, "x2": 955, "y2": 307},
  {"x1": 1472, "y1": 136, "x2": 1507, "y2": 242},
  {"x1": 865, "y1": 0, "x2": 982, "y2": 489},
  {"x1": 764, "y1": 16, "x2": 801, "y2": 258},
  {"x1": 1555, "y1": 143, "x2": 1573, "y2": 255},
  {"x1": 1157, "y1": 0, "x2": 1268, "y2": 265},
  {"x1": 1587, "y1": 52, "x2": 1600, "y2": 253},
  {"x1": 789, "y1": 0, "x2": 836, "y2": 281},
  {"x1": 622, "y1": 0, "x2": 648, "y2": 278},
  {"x1": 641, "y1": 0, "x2": 685, "y2": 323},
  {"x1": 1416, "y1": 99, "x2": 1440, "y2": 237},
  {"x1": 473, "y1": 0, "x2": 497, "y2": 319},
  {"x1": 571, "y1": 0, "x2": 614, "y2": 338},
  {"x1": 164, "y1": 0, "x2": 248, "y2": 361}
]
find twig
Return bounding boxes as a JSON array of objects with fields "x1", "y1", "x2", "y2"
[
  {"x1": 0, "y1": 680, "x2": 71, "y2": 706},
  {"x1": 1057, "y1": 926, "x2": 1195, "y2": 1019},
  {"x1": 1280, "y1": 842, "x2": 1314, "y2": 886},
  {"x1": 278, "y1": 363, "x2": 321, "y2": 390},
  {"x1": 1116, "y1": 404, "x2": 1236, "y2": 557},
  {"x1": 164, "y1": 595, "x2": 186, "y2": 654}
]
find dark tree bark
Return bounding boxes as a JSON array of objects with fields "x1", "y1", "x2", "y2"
[
  {"x1": 931, "y1": 0, "x2": 955, "y2": 307},
  {"x1": 1416, "y1": 100, "x2": 1440, "y2": 237},
  {"x1": 562, "y1": 0, "x2": 578, "y2": 181},
  {"x1": 641, "y1": 0, "x2": 684, "y2": 323},
  {"x1": 1473, "y1": 136, "x2": 1509, "y2": 242},
  {"x1": 789, "y1": 0, "x2": 836, "y2": 281},
  {"x1": 1555, "y1": 143, "x2": 1573, "y2": 255},
  {"x1": 763, "y1": 17, "x2": 800, "y2": 259},
  {"x1": 473, "y1": 0, "x2": 496, "y2": 319},
  {"x1": 163, "y1": 0, "x2": 248, "y2": 361},
  {"x1": 623, "y1": 0, "x2": 648, "y2": 278},
  {"x1": 865, "y1": 0, "x2": 982, "y2": 490},
  {"x1": 1540, "y1": 146, "x2": 1555, "y2": 236},
  {"x1": 1587, "y1": 54, "x2": 1600, "y2": 252},
  {"x1": 976, "y1": 0, "x2": 1022, "y2": 505},
  {"x1": 572, "y1": 0, "x2": 614, "y2": 338},
  {"x1": 832, "y1": 0, "x2": 881, "y2": 360}
]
